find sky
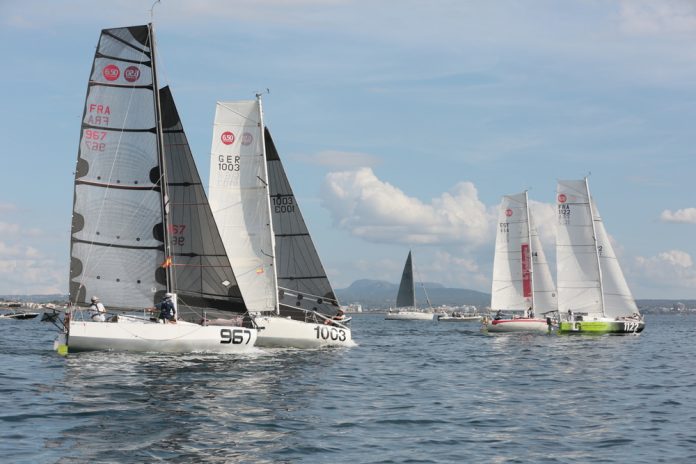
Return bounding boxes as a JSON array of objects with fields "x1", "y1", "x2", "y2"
[{"x1": 1, "y1": 0, "x2": 696, "y2": 299}]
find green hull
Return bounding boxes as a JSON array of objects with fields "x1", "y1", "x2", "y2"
[{"x1": 558, "y1": 320, "x2": 645, "y2": 334}]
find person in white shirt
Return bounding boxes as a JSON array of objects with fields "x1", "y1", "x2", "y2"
[{"x1": 89, "y1": 296, "x2": 107, "y2": 322}]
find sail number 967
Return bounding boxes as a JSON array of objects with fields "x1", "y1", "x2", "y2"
[
  {"x1": 220, "y1": 328, "x2": 253, "y2": 344},
  {"x1": 314, "y1": 326, "x2": 347, "y2": 342}
]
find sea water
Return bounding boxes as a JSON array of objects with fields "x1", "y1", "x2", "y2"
[{"x1": 0, "y1": 313, "x2": 694, "y2": 463}]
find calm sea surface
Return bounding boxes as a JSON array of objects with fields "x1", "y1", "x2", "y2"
[{"x1": 1, "y1": 313, "x2": 694, "y2": 463}]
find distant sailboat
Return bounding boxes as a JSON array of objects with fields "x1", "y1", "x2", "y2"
[
  {"x1": 555, "y1": 179, "x2": 645, "y2": 334},
  {"x1": 62, "y1": 24, "x2": 257, "y2": 353},
  {"x1": 484, "y1": 192, "x2": 556, "y2": 333},
  {"x1": 208, "y1": 100, "x2": 353, "y2": 347},
  {"x1": 385, "y1": 251, "x2": 434, "y2": 321}
]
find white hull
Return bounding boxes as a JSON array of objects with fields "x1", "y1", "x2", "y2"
[
  {"x1": 385, "y1": 311, "x2": 434, "y2": 321},
  {"x1": 67, "y1": 316, "x2": 257, "y2": 353},
  {"x1": 438, "y1": 315, "x2": 481, "y2": 322},
  {"x1": 484, "y1": 318, "x2": 549, "y2": 333},
  {"x1": 253, "y1": 315, "x2": 354, "y2": 348}
]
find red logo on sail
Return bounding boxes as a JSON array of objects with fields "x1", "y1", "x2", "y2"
[
  {"x1": 102, "y1": 64, "x2": 120, "y2": 81},
  {"x1": 221, "y1": 131, "x2": 235, "y2": 145},
  {"x1": 241, "y1": 132, "x2": 253, "y2": 146},
  {"x1": 558, "y1": 194, "x2": 567, "y2": 203},
  {"x1": 124, "y1": 66, "x2": 140, "y2": 82},
  {"x1": 505, "y1": 208, "x2": 513, "y2": 217}
]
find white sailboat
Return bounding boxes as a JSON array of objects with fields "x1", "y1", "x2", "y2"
[
  {"x1": 484, "y1": 192, "x2": 556, "y2": 333},
  {"x1": 556, "y1": 179, "x2": 645, "y2": 334},
  {"x1": 385, "y1": 251, "x2": 434, "y2": 321},
  {"x1": 62, "y1": 24, "x2": 257, "y2": 354},
  {"x1": 208, "y1": 100, "x2": 353, "y2": 348}
]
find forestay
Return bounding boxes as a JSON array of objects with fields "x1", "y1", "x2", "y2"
[
  {"x1": 208, "y1": 100, "x2": 278, "y2": 313},
  {"x1": 70, "y1": 25, "x2": 165, "y2": 310},
  {"x1": 265, "y1": 128, "x2": 340, "y2": 317},
  {"x1": 160, "y1": 87, "x2": 246, "y2": 318}
]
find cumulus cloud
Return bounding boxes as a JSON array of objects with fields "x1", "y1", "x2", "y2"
[
  {"x1": 0, "y1": 241, "x2": 63, "y2": 294},
  {"x1": 660, "y1": 208, "x2": 696, "y2": 224},
  {"x1": 297, "y1": 150, "x2": 381, "y2": 168},
  {"x1": 634, "y1": 249, "x2": 696, "y2": 289},
  {"x1": 321, "y1": 167, "x2": 493, "y2": 246}
]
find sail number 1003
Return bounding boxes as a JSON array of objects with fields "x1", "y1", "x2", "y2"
[
  {"x1": 220, "y1": 328, "x2": 253, "y2": 344},
  {"x1": 314, "y1": 326, "x2": 347, "y2": 342}
]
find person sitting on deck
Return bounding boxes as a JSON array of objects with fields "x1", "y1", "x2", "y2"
[
  {"x1": 527, "y1": 307, "x2": 534, "y2": 318},
  {"x1": 324, "y1": 308, "x2": 345, "y2": 325},
  {"x1": 89, "y1": 296, "x2": 106, "y2": 322},
  {"x1": 494, "y1": 310, "x2": 503, "y2": 320},
  {"x1": 151, "y1": 293, "x2": 177, "y2": 323}
]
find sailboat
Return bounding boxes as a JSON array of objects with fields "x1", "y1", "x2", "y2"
[
  {"x1": 484, "y1": 192, "x2": 556, "y2": 333},
  {"x1": 208, "y1": 100, "x2": 353, "y2": 348},
  {"x1": 62, "y1": 24, "x2": 257, "y2": 353},
  {"x1": 385, "y1": 251, "x2": 434, "y2": 321},
  {"x1": 555, "y1": 179, "x2": 645, "y2": 334}
]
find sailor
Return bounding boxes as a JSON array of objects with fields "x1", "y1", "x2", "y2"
[
  {"x1": 89, "y1": 296, "x2": 106, "y2": 322},
  {"x1": 494, "y1": 310, "x2": 503, "y2": 320},
  {"x1": 324, "y1": 308, "x2": 345, "y2": 325},
  {"x1": 567, "y1": 309, "x2": 573, "y2": 322},
  {"x1": 527, "y1": 306, "x2": 534, "y2": 318},
  {"x1": 152, "y1": 293, "x2": 177, "y2": 323}
]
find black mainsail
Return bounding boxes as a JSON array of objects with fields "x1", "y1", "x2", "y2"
[
  {"x1": 396, "y1": 251, "x2": 416, "y2": 308},
  {"x1": 70, "y1": 24, "x2": 247, "y2": 319},
  {"x1": 264, "y1": 128, "x2": 340, "y2": 318}
]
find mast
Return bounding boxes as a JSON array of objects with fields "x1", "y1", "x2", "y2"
[
  {"x1": 258, "y1": 95, "x2": 280, "y2": 315},
  {"x1": 585, "y1": 177, "x2": 606, "y2": 317},
  {"x1": 148, "y1": 22, "x2": 173, "y2": 293},
  {"x1": 524, "y1": 190, "x2": 535, "y2": 311}
]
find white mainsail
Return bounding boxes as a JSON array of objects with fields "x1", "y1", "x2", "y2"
[
  {"x1": 208, "y1": 100, "x2": 278, "y2": 313},
  {"x1": 491, "y1": 192, "x2": 556, "y2": 311}
]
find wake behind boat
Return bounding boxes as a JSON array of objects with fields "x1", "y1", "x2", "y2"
[
  {"x1": 555, "y1": 179, "x2": 645, "y2": 334},
  {"x1": 208, "y1": 100, "x2": 353, "y2": 348},
  {"x1": 62, "y1": 24, "x2": 257, "y2": 354},
  {"x1": 483, "y1": 191, "x2": 556, "y2": 333}
]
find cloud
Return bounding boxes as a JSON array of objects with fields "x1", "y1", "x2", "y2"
[
  {"x1": 0, "y1": 241, "x2": 63, "y2": 294},
  {"x1": 321, "y1": 167, "x2": 493, "y2": 246},
  {"x1": 618, "y1": 0, "x2": 696, "y2": 36},
  {"x1": 634, "y1": 250, "x2": 696, "y2": 289},
  {"x1": 0, "y1": 222, "x2": 21, "y2": 235},
  {"x1": 296, "y1": 150, "x2": 381, "y2": 169},
  {"x1": 660, "y1": 207, "x2": 696, "y2": 224}
]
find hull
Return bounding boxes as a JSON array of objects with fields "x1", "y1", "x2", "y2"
[
  {"x1": 438, "y1": 315, "x2": 481, "y2": 322},
  {"x1": 485, "y1": 318, "x2": 549, "y2": 333},
  {"x1": 0, "y1": 312, "x2": 40, "y2": 320},
  {"x1": 558, "y1": 319, "x2": 645, "y2": 334},
  {"x1": 385, "y1": 311, "x2": 434, "y2": 321},
  {"x1": 67, "y1": 316, "x2": 257, "y2": 353},
  {"x1": 254, "y1": 315, "x2": 354, "y2": 348}
]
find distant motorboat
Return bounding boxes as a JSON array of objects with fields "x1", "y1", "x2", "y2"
[
  {"x1": 0, "y1": 311, "x2": 40, "y2": 320},
  {"x1": 437, "y1": 311, "x2": 481, "y2": 322}
]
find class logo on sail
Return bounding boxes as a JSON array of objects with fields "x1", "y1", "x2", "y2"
[
  {"x1": 221, "y1": 131, "x2": 236, "y2": 145},
  {"x1": 102, "y1": 64, "x2": 120, "y2": 81},
  {"x1": 124, "y1": 66, "x2": 140, "y2": 82},
  {"x1": 558, "y1": 194, "x2": 567, "y2": 203},
  {"x1": 241, "y1": 132, "x2": 253, "y2": 146},
  {"x1": 505, "y1": 208, "x2": 513, "y2": 217}
]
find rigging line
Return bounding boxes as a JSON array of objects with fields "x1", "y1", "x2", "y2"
[{"x1": 78, "y1": 29, "x2": 157, "y2": 298}]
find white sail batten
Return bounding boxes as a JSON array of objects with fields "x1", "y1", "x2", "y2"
[
  {"x1": 556, "y1": 180, "x2": 604, "y2": 315},
  {"x1": 208, "y1": 100, "x2": 277, "y2": 313}
]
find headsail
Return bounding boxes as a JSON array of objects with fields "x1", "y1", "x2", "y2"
[
  {"x1": 208, "y1": 100, "x2": 278, "y2": 313},
  {"x1": 529, "y1": 204, "x2": 557, "y2": 311},
  {"x1": 396, "y1": 251, "x2": 416, "y2": 308},
  {"x1": 70, "y1": 25, "x2": 166, "y2": 310},
  {"x1": 592, "y1": 199, "x2": 639, "y2": 318},
  {"x1": 159, "y1": 87, "x2": 246, "y2": 316},
  {"x1": 265, "y1": 128, "x2": 340, "y2": 316}
]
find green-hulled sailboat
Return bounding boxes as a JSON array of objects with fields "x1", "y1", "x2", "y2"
[{"x1": 555, "y1": 178, "x2": 645, "y2": 334}]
